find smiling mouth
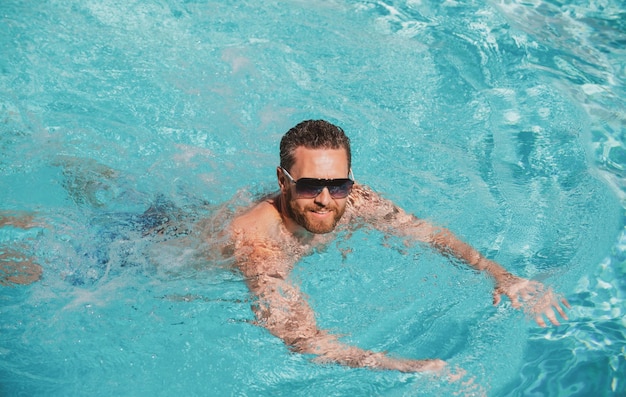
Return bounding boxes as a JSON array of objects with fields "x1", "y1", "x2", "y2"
[{"x1": 310, "y1": 209, "x2": 331, "y2": 215}]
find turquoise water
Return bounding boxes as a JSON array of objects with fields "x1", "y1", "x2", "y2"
[{"x1": 1, "y1": 0, "x2": 625, "y2": 395}]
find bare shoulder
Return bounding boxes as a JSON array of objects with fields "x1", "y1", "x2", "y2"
[
  {"x1": 230, "y1": 196, "x2": 281, "y2": 240},
  {"x1": 227, "y1": 196, "x2": 293, "y2": 278},
  {"x1": 346, "y1": 184, "x2": 429, "y2": 236},
  {"x1": 346, "y1": 183, "x2": 398, "y2": 218}
]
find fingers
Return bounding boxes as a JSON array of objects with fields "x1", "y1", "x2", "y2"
[
  {"x1": 543, "y1": 308, "x2": 561, "y2": 327},
  {"x1": 493, "y1": 291, "x2": 501, "y2": 306},
  {"x1": 536, "y1": 308, "x2": 561, "y2": 327},
  {"x1": 508, "y1": 293, "x2": 522, "y2": 309},
  {"x1": 498, "y1": 283, "x2": 571, "y2": 327},
  {"x1": 493, "y1": 289, "x2": 521, "y2": 308},
  {"x1": 562, "y1": 298, "x2": 571, "y2": 309},
  {"x1": 535, "y1": 298, "x2": 570, "y2": 327},
  {"x1": 495, "y1": 279, "x2": 571, "y2": 327},
  {"x1": 554, "y1": 300, "x2": 569, "y2": 321},
  {"x1": 534, "y1": 315, "x2": 547, "y2": 328}
]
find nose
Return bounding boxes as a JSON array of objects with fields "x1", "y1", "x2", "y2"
[{"x1": 313, "y1": 187, "x2": 332, "y2": 206}]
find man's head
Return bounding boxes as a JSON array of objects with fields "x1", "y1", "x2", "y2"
[
  {"x1": 279, "y1": 120, "x2": 351, "y2": 172},
  {"x1": 277, "y1": 120, "x2": 353, "y2": 235}
]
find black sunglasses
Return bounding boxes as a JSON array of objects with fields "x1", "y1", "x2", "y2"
[{"x1": 281, "y1": 167, "x2": 354, "y2": 199}]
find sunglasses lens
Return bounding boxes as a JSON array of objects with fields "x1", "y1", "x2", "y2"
[
  {"x1": 295, "y1": 179, "x2": 353, "y2": 198},
  {"x1": 328, "y1": 181, "x2": 354, "y2": 198},
  {"x1": 295, "y1": 183, "x2": 323, "y2": 198}
]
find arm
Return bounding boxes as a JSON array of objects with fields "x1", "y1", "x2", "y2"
[
  {"x1": 418, "y1": 225, "x2": 569, "y2": 327},
  {"x1": 347, "y1": 185, "x2": 569, "y2": 327},
  {"x1": 235, "y1": 239, "x2": 445, "y2": 373}
]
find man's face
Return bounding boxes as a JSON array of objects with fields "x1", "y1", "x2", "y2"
[{"x1": 280, "y1": 147, "x2": 350, "y2": 234}]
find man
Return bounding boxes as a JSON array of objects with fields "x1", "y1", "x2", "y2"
[{"x1": 228, "y1": 119, "x2": 570, "y2": 373}]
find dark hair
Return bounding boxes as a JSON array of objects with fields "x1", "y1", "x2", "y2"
[{"x1": 279, "y1": 120, "x2": 352, "y2": 171}]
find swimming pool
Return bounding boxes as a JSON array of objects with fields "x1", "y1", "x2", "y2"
[{"x1": 1, "y1": 0, "x2": 624, "y2": 395}]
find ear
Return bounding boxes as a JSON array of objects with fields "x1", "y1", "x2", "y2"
[{"x1": 277, "y1": 167, "x2": 287, "y2": 192}]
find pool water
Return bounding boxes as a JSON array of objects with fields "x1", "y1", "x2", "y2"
[{"x1": 1, "y1": 0, "x2": 625, "y2": 395}]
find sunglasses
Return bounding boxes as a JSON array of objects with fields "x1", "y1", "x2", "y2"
[{"x1": 281, "y1": 167, "x2": 354, "y2": 199}]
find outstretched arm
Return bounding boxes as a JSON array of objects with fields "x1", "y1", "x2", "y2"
[
  {"x1": 347, "y1": 185, "x2": 570, "y2": 327},
  {"x1": 235, "y1": 240, "x2": 445, "y2": 373},
  {"x1": 418, "y1": 225, "x2": 569, "y2": 327}
]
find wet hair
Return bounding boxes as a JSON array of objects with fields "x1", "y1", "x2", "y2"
[{"x1": 279, "y1": 120, "x2": 352, "y2": 172}]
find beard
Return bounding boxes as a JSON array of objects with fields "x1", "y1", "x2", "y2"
[{"x1": 285, "y1": 193, "x2": 345, "y2": 234}]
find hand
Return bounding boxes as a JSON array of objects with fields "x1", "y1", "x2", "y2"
[{"x1": 493, "y1": 275, "x2": 570, "y2": 327}]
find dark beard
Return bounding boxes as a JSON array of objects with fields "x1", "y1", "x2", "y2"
[{"x1": 285, "y1": 194, "x2": 342, "y2": 235}]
